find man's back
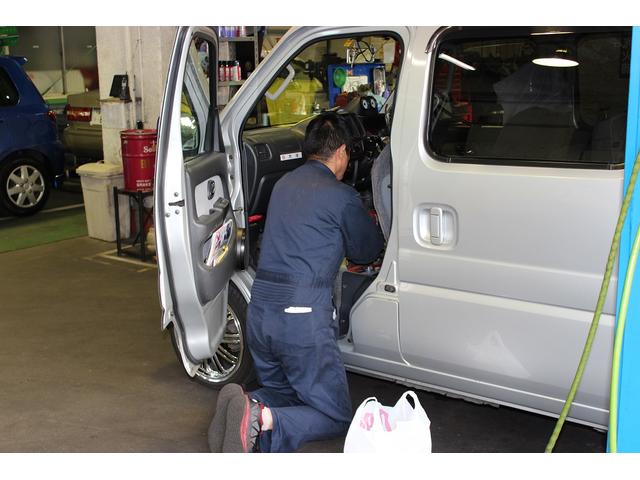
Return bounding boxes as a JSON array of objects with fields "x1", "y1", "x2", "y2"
[
  {"x1": 225, "y1": 112, "x2": 384, "y2": 454},
  {"x1": 257, "y1": 159, "x2": 383, "y2": 282}
]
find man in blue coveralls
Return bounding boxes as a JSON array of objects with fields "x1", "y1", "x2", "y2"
[{"x1": 208, "y1": 112, "x2": 384, "y2": 453}]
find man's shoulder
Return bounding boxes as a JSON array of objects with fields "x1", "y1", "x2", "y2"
[
  {"x1": 275, "y1": 163, "x2": 359, "y2": 203},
  {"x1": 333, "y1": 180, "x2": 360, "y2": 201}
]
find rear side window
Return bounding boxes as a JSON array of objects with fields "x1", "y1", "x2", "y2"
[
  {"x1": 0, "y1": 67, "x2": 19, "y2": 106},
  {"x1": 427, "y1": 27, "x2": 631, "y2": 169}
]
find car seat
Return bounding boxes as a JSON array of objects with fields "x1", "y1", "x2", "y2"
[
  {"x1": 371, "y1": 143, "x2": 392, "y2": 240},
  {"x1": 492, "y1": 107, "x2": 589, "y2": 161}
]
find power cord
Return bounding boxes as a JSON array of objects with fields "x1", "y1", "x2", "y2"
[{"x1": 545, "y1": 151, "x2": 640, "y2": 452}]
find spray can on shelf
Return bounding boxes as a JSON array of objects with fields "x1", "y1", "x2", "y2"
[{"x1": 239, "y1": 26, "x2": 247, "y2": 37}]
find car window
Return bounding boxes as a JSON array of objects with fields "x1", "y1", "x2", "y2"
[
  {"x1": 245, "y1": 33, "x2": 402, "y2": 129},
  {"x1": 0, "y1": 67, "x2": 19, "y2": 107},
  {"x1": 427, "y1": 27, "x2": 631, "y2": 169},
  {"x1": 181, "y1": 35, "x2": 215, "y2": 161},
  {"x1": 181, "y1": 88, "x2": 200, "y2": 159}
]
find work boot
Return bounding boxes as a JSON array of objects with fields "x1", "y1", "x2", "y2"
[
  {"x1": 222, "y1": 394, "x2": 263, "y2": 453},
  {"x1": 208, "y1": 383, "x2": 244, "y2": 452}
]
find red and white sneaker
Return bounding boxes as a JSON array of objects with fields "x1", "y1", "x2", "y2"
[
  {"x1": 208, "y1": 383, "x2": 244, "y2": 452},
  {"x1": 222, "y1": 394, "x2": 263, "y2": 453}
]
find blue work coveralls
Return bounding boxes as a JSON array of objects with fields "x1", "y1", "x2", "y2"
[{"x1": 247, "y1": 159, "x2": 384, "y2": 452}]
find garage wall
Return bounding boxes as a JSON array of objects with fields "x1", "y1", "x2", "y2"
[
  {"x1": 10, "y1": 26, "x2": 98, "y2": 95},
  {"x1": 11, "y1": 27, "x2": 62, "y2": 71},
  {"x1": 96, "y1": 26, "x2": 177, "y2": 165}
]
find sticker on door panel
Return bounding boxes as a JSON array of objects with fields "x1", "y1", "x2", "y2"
[
  {"x1": 280, "y1": 152, "x2": 302, "y2": 161},
  {"x1": 204, "y1": 218, "x2": 233, "y2": 267}
]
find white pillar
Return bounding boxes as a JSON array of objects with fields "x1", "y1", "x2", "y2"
[{"x1": 96, "y1": 26, "x2": 177, "y2": 166}]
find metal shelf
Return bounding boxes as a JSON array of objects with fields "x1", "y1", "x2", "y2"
[{"x1": 217, "y1": 27, "x2": 261, "y2": 108}]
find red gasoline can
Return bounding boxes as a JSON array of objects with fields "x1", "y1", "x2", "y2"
[{"x1": 120, "y1": 129, "x2": 157, "y2": 191}]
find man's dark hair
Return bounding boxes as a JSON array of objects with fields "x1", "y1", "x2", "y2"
[{"x1": 303, "y1": 112, "x2": 352, "y2": 161}]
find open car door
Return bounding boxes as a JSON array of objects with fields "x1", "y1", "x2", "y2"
[{"x1": 155, "y1": 26, "x2": 238, "y2": 368}]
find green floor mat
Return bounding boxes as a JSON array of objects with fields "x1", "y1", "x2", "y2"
[{"x1": 0, "y1": 208, "x2": 88, "y2": 253}]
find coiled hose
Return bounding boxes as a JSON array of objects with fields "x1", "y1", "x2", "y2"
[{"x1": 545, "y1": 151, "x2": 640, "y2": 453}]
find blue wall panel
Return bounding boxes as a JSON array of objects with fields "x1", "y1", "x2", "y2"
[{"x1": 616, "y1": 26, "x2": 640, "y2": 453}]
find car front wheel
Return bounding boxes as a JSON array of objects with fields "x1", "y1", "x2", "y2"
[
  {"x1": 171, "y1": 283, "x2": 255, "y2": 389},
  {"x1": 0, "y1": 157, "x2": 51, "y2": 216}
]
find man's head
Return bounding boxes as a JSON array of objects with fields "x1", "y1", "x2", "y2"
[{"x1": 303, "y1": 112, "x2": 352, "y2": 181}]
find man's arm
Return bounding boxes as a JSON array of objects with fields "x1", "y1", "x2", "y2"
[{"x1": 341, "y1": 192, "x2": 385, "y2": 265}]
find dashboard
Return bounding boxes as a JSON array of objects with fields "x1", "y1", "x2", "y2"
[{"x1": 241, "y1": 111, "x2": 386, "y2": 219}]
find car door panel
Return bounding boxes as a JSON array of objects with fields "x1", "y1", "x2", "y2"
[
  {"x1": 390, "y1": 27, "x2": 625, "y2": 426},
  {"x1": 156, "y1": 26, "x2": 237, "y2": 364},
  {"x1": 184, "y1": 154, "x2": 235, "y2": 303},
  {"x1": 400, "y1": 169, "x2": 622, "y2": 313}
]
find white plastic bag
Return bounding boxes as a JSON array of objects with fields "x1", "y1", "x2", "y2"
[{"x1": 344, "y1": 390, "x2": 432, "y2": 453}]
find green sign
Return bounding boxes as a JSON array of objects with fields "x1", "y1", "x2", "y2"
[{"x1": 0, "y1": 26, "x2": 19, "y2": 47}]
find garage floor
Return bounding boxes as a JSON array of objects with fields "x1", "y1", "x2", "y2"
[{"x1": 0, "y1": 189, "x2": 607, "y2": 453}]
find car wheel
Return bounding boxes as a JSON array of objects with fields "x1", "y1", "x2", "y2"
[
  {"x1": 0, "y1": 157, "x2": 51, "y2": 216},
  {"x1": 171, "y1": 283, "x2": 255, "y2": 389}
]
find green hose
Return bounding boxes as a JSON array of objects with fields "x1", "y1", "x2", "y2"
[
  {"x1": 608, "y1": 220, "x2": 640, "y2": 452},
  {"x1": 545, "y1": 151, "x2": 640, "y2": 453}
]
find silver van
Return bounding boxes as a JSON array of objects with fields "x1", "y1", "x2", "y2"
[{"x1": 154, "y1": 26, "x2": 632, "y2": 429}]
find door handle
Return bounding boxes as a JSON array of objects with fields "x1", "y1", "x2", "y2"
[
  {"x1": 429, "y1": 207, "x2": 443, "y2": 246},
  {"x1": 207, "y1": 179, "x2": 216, "y2": 200},
  {"x1": 415, "y1": 204, "x2": 457, "y2": 248}
]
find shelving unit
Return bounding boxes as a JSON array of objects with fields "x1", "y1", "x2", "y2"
[{"x1": 217, "y1": 28, "x2": 261, "y2": 107}]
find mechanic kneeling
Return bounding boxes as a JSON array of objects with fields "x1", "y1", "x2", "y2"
[{"x1": 208, "y1": 112, "x2": 384, "y2": 453}]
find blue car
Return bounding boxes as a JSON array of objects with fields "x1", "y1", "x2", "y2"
[{"x1": 0, "y1": 55, "x2": 65, "y2": 216}]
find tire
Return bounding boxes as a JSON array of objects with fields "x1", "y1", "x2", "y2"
[
  {"x1": 171, "y1": 283, "x2": 255, "y2": 389},
  {"x1": 0, "y1": 156, "x2": 51, "y2": 216}
]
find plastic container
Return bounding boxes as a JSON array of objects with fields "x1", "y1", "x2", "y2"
[{"x1": 76, "y1": 162, "x2": 130, "y2": 242}]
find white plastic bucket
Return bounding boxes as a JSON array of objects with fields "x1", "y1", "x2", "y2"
[{"x1": 76, "y1": 162, "x2": 130, "y2": 242}]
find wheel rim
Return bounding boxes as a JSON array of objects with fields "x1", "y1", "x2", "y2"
[
  {"x1": 194, "y1": 305, "x2": 244, "y2": 384},
  {"x1": 6, "y1": 165, "x2": 46, "y2": 209}
]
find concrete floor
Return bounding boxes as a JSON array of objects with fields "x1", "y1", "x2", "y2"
[
  {"x1": 0, "y1": 188, "x2": 607, "y2": 452},
  {"x1": 0, "y1": 234, "x2": 606, "y2": 453}
]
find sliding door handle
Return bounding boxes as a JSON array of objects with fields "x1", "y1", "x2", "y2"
[
  {"x1": 429, "y1": 207, "x2": 443, "y2": 246},
  {"x1": 414, "y1": 204, "x2": 457, "y2": 249}
]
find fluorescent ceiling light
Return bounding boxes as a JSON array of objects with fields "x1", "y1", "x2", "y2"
[
  {"x1": 533, "y1": 47, "x2": 579, "y2": 67},
  {"x1": 532, "y1": 56, "x2": 579, "y2": 67},
  {"x1": 531, "y1": 31, "x2": 574, "y2": 36},
  {"x1": 438, "y1": 53, "x2": 476, "y2": 71}
]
